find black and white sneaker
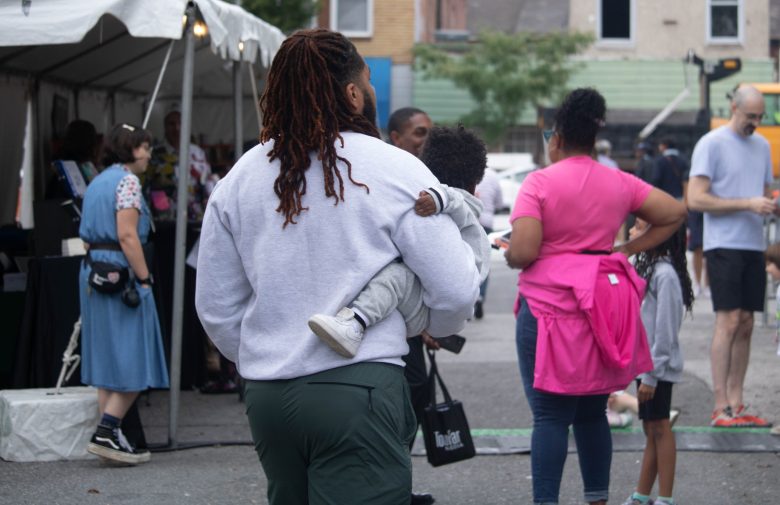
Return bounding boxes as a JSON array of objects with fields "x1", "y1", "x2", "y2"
[{"x1": 88, "y1": 425, "x2": 147, "y2": 465}]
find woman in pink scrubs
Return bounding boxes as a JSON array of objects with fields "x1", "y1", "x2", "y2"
[{"x1": 505, "y1": 88, "x2": 686, "y2": 505}]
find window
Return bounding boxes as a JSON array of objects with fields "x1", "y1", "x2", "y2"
[
  {"x1": 708, "y1": 0, "x2": 741, "y2": 43},
  {"x1": 598, "y1": 0, "x2": 634, "y2": 43},
  {"x1": 330, "y1": 0, "x2": 373, "y2": 38}
]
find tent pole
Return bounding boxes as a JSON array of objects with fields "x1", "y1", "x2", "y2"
[
  {"x1": 248, "y1": 61, "x2": 262, "y2": 135},
  {"x1": 233, "y1": 60, "x2": 243, "y2": 162},
  {"x1": 168, "y1": 7, "x2": 196, "y2": 449},
  {"x1": 142, "y1": 40, "x2": 176, "y2": 130}
]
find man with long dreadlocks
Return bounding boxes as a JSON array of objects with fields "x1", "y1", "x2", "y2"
[{"x1": 195, "y1": 29, "x2": 480, "y2": 505}]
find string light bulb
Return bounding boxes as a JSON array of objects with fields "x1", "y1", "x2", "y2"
[
  {"x1": 193, "y1": 20, "x2": 208, "y2": 38},
  {"x1": 238, "y1": 40, "x2": 244, "y2": 52}
]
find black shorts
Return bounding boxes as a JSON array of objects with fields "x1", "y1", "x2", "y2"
[
  {"x1": 705, "y1": 248, "x2": 766, "y2": 312},
  {"x1": 636, "y1": 380, "x2": 673, "y2": 421},
  {"x1": 687, "y1": 211, "x2": 703, "y2": 251}
]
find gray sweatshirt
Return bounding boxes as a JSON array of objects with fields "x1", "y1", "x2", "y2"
[
  {"x1": 426, "y1": 185, "x2": 490, "y2": 283},
  {"x1": 639, "y1": 259, "x2": 684, "y2": 387},
  {"x1": 195, "y1": 133, "x2": 480, "y2": 381}
]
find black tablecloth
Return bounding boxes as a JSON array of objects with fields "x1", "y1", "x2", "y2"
[
  {"x1": 0, "y1": 292, "x2": 26, "y2": 389},
  {"x1": 11, "y1": 223, "x2": 208, "y2": 390},
  {"x1": 12, "y1": 256, "x2": 82, "y2": 388}
]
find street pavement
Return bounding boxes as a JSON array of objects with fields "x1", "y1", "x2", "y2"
[{"x1": 2, "y1": 246, "x2": 780, "y2": 504}]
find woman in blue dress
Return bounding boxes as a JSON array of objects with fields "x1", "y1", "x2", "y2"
[{"x1": 79, "y1": 123, "x2": 169, "y2": 465}]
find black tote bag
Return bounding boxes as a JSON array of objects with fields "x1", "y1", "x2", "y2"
[{"x1": 420, "y1": 350, "x2": 476, "y2": 467}]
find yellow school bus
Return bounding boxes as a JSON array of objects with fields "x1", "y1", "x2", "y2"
[{"x1": 711, "y1": 83, "x2": 780, "y2": 177}]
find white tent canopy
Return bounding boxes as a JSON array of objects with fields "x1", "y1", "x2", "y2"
[
  {"x1": 0, "y1": 0, "x2": 285, "y2": 447},
  {"x1": 0, "y1": 0, "x2": 285, "y2": 223},
  {"x1": 0, "y1": 0, "x2": 283, "y2": 66}
]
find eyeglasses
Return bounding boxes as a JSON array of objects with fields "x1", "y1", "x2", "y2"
[
  {"x1": 542, "y1": 129, "x2": 555, "y2": 142},
  {"x1": 742, "y1": 112, "x2": 766, "y2": 122}
]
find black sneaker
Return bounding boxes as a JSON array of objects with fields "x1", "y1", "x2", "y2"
[
  {"x1": 410, "y1": 492, "x2": 435, "y2": 505},
  {"x1": 474, "y1": 300, "x2": 483, "y2": 319},
  {"x1": 87, "y1": 425, "x2": 146, "y2": 465}
]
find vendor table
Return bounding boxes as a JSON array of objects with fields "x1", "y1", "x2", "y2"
[{"x1": 10, "y1": 222, "x2": 208, "y2": 390}]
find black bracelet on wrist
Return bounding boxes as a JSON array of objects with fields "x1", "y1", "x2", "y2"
[{"x1": 135, "y1": 275, "x2": 154, "y2": 286}]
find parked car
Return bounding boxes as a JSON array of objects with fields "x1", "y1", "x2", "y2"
[
  {"x1": 495, "y1": 164, "x2": 537, "y2": 213},
  {"x1": 486, "y1": 153, "x2": 536, "y2": 213}
]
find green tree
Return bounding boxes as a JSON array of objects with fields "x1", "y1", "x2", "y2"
[
  {"x1": 242, "y1": 0, "x2": 320, "y2": 34},
  {"x1": 414, "y1": 30, "x2": 593, "y2": 148}
]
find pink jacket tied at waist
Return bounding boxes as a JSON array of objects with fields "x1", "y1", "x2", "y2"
[{"x1": 518, "y1": 253, "x2": 653, "y2": 395}]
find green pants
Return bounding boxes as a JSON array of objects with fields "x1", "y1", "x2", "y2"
[{"x1": 244, "y1": 362, "x2": 417, "y2": 505}]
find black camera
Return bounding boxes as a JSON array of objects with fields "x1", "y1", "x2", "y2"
[{"x1": 121, "y1": 283, "x2": 141, "y2": 308}]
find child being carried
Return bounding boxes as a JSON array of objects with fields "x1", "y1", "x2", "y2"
[{"x1": 308, "y1": 125, "x2": 491, "y2": 358}]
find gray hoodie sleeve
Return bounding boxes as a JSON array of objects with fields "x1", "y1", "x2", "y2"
[
  {"x1": 640, "y1": 264, "x2": 684, "y2": 388},
  {"x1": 440, "y1": 186, "x2": 490, "y2": 283}
]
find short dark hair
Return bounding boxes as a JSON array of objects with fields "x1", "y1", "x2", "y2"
[
  {"x1": 387, "y1": 107, "x2": 426, "y2": 134},
  {"x1": 766, "y1": 242, "x2": 780, "y2": 268},
  {"x1": 419, "y1": 125, "x2": 487, "y2": 193},
  {"x1": 103, "y1": 123, "x2": 152, "y2": 165},
  {"x1": 660, "y1": 137, "x2": 677, "y2": 149},
  {"x1": 554, "y1": 88, "x2": 606, "y2": 153}
]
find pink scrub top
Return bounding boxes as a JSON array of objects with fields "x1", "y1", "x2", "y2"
[
  {"x1": 510, "y1": 156, "x2": 654, "y2": 395},
  {"x1": 510, "y1": 155, "x2": 652, "y2": 258}
]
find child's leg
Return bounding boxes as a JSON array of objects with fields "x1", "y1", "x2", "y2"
[
  {"x1": 351, "y1": 261, "x2": 429, "y2": 336},
  {"x1": 634, "y1": 380, "x2": 676, "y2": 500},
  {"x1": 308, "y1": 262, "x2": 428, "y2": 358},
  {"x1": 650, "y1": 418, "x2": 676, "y2": 498},
  {"x1": 635, "y1": 421, "x2": 658, "y2": 496}
]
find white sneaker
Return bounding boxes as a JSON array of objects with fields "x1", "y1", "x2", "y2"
[
  {"x1": 692, "y1": 284, "x2": 702, "y2": 298},
  {"x1": 669, "y1": 409, "x2": 680, "y2": 427},
  {"x1": 607, "y1": 409, "x2": 633, "y2": 428},
  {"x1": 308, "y1": 307, "x2": 365, "y2": 358},
  {"x1": 621, "y1": 497, "x2": 653, "y2": 505}
]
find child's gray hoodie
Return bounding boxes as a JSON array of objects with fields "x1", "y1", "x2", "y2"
[{"x1": 639, "y1": 258, "x2": 684, "y2": 387}]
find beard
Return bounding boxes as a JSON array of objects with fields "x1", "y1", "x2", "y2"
[
  {"x1": 360, "y1": 85, "x2": 377, "y2": 127},
  {"x1": 744, "y1": 124, "x2": 757, "y2": 136}
]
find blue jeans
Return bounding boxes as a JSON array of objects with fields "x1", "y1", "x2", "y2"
[{"x1": 516, "y1": 300, "x2": 611, "y2": 504}]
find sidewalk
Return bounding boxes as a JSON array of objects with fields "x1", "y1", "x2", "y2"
[{"x1": 2, "y1": 255, "x2": 779, "y2": 504}]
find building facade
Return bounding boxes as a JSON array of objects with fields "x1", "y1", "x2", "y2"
[
  {"x1": 415, "y1": 0, "x2": 776, "y2": 154},
  {"x1": 316, "y1": 0, "x2": 467, "y2": 131}
]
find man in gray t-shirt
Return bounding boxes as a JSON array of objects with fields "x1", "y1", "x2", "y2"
[{"x1": 688, "y1": 85, "x2": 777, "y2": 429}]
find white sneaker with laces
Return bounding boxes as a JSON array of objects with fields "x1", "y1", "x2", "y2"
[{"x1": 308, "y1": 307, "x2": 365, "y2": 358}]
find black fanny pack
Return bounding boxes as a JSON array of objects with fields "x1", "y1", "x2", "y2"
[
  {"x1": 85, "y1": 243, "x2": 143, "y2": 308},
  {"x1": 86, "y1": 251, "x2": 128, "y2": 294}
]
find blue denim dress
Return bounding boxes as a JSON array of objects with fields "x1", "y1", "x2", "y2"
[{"x1": 78, "y1": 164, "x2": 169, "y2": 391}]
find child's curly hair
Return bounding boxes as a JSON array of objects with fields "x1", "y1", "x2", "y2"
[{"x1": 419, "y1": 125, "x2": 487, "y2": 194}]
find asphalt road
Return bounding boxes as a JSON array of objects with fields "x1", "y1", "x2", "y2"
[{"x1": 2, "y1": 239, "x2": 780, "y2": 504}]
